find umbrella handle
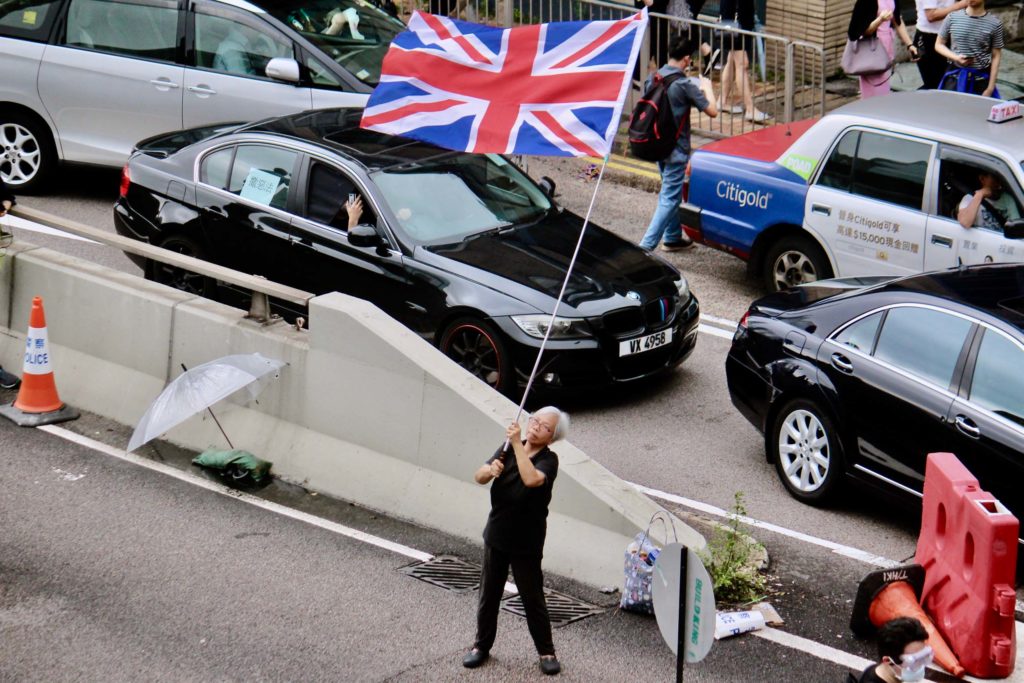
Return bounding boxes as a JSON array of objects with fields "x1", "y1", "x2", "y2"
[{"x1": 181, "y1": 362, "x2": 235, "y2": 450}]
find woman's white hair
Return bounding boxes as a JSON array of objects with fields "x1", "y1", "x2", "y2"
[{"x1": 533, "y1": 406, "x2": 570, "y2": 442}]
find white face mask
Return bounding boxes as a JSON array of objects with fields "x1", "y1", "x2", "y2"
[{"x1": 893, "y1": 646, "x2": 933, "y2": 682}]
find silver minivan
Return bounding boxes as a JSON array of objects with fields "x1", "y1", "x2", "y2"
[{"x1": 0, "y1": 0, "x2": 405, "y2": 191}]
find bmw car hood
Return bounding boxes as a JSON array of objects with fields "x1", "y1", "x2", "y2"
[{"x1": 422, "y1": 213, "x2": 678, "y2": 312}]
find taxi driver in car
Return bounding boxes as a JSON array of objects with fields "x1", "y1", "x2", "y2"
[{"x1": 958, "y1": 170, "x2": 1022, "y2": 230}]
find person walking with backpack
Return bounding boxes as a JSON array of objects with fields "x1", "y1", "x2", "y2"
[{"x1": 635, "y1": 37, "x2": 718, "y2": 252}]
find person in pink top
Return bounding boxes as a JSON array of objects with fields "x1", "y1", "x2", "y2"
[{"x1": 847, "y1": 0, "x2": 919, "y2": 97}]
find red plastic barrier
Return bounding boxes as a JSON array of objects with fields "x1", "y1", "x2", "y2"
[{"x1": 914, "y1": 452, "x2": 1018, "y2": 679}]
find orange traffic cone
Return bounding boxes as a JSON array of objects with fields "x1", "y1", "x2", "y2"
[
  {"x1": 851, "y1": 565, "x2": 965, "y2": 678},
  {"x1": 870, "y1": 582, "x2": 965, "y2": 677},
  {"x1": 0, "y1": 296, "x2": 79, "y2": 427}
]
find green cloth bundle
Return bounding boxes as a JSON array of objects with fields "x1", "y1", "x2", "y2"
[{"x1": 192, "y1": 449, "x2": 272, "y2": 483}]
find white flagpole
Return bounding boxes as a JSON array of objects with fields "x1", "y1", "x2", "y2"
[{"x1": 506, "y1": 155, "x2": 610, "y2": 435}]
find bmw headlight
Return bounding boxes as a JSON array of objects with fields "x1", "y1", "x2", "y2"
[
  {"x1": 511, "y1": 314, "x2": 592, "y2": 339},
  {"x1": 674, "y1": 276, "x2": 690, "y2": 303}
]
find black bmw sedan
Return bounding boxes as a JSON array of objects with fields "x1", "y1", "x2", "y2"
[
  {"x1": 114, "y1": 109, "x2": 699, "y2": 396},
  {"x1": 727, "y1": 264, "x2": 1024, "y2": 530}
]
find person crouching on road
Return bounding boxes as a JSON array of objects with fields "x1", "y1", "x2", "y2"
[
  {"x1": 855, "y1": 616, "x2": 932, "y2": 682},
  {"x1": 638, "y1": 37, "x2": 718, "y2": 254},
  {"x1": 0, "y1": 178, "x2": 20, "y2": 391},
  {"x1": 463, "y1": 407, "x2": 568, "y2": 676}
]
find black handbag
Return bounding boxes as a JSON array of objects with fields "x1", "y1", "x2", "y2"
[{"x1": 841, "y1": 35, "x2": 892, "y2": 76}]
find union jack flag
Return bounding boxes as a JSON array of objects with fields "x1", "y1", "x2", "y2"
[{"x1": 360, "y1": 10, "x2": 648, "y2": 157}]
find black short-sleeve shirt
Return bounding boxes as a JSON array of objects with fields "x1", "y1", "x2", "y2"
[
  {"x1": 856, "y1": 664, "x2": 887, "y2": 682},
  {"x1": 482, "y1": 442, "x2": 559, "y2": 556}
]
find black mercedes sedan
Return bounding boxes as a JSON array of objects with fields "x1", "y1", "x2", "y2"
[
  {"x1": 727, "y1": 264, "x2": 1024, "y2": 530},
  {"x1": 114, "y1": 109, "x2": 699, "y2": 396}
]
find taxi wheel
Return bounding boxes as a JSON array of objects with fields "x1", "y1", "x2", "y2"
[
  {"x1": 763, "y1": 235, "x2": 832, "y2": 292},
  {"x1": 440, "y1": 317, "x2": 514, "y2": 397},
  {"x1": 0, "y1": 112, "x2": 57, "y2": 195},
  {"x1": 770, "y1": 399, "x2": 844, "y2": 505},
  {"x1": 150, "y1": 234, "x2": 214, "y2": 297}
]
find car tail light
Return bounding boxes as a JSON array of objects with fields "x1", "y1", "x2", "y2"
[
  {"x1": 119, "y1": 164, "x2": 130, "y2": 198},
  {"x1": 738, "y1": 309, "x2": 750, "y2": 331}
]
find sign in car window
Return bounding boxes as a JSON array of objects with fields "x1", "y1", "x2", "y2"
[{"x1": 240, "y1": 169, "x2": 283, "y2": 206}]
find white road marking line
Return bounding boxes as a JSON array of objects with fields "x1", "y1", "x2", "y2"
[
  {"x1": 697, "y1": 323, "x2": 735, "y2": 340},
  {"x1": 1, "y1": 216, "x2": 99, "y2": 243},
  {"x1": 39, "y1": 424, "x2": 1022, "y2": 677},
  {"x1": 633, "y1": 483, "x2": 901, "y2": 568},
  {"x1": 700, "y1": 313, "x2": 739, "y2": 328},
  {"x1": 753, "y1": 627, "x2": 871, "y2": 671},
  {"x1": 37, "y1": 425, "x2": 519, "y2": 594}
]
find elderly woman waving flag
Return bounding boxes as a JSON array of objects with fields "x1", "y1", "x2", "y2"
[{"x1": 463, "y1": 407, "x2": 570, "y2": 676}]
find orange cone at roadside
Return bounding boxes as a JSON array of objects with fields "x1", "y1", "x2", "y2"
[
  {"x1": 869, "y1": 582, "x2": 965, "y2": 677},
  {"x1": 0, "y1": 296, "x2": 79, "y2": 427},
  {"x1": 851, "y1": 564, "x2": 965, "y2": 678}
]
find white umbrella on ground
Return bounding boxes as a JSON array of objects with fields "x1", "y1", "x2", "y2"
[{"x1": 128, "y1": 353, "x2": 285, "y2": 452}]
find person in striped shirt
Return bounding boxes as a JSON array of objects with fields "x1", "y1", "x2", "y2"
[{"x1": 934, "y1": 0, "x2": 1004, "y2": 97}]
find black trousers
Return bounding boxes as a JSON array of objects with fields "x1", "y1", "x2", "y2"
[
  {"x1": 914, "y1": 31, "x2": 947, "y2": 90},
  {"x1": 474, "y1": 544, "x2": 555, "y2": 657}
]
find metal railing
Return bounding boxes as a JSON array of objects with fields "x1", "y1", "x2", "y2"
[
  {"x1": 7, "y1": 206, "x2": 314, "y2": 325},
  {"x1": 412, "y1": 0, "x2": 827, "y2": 139}
]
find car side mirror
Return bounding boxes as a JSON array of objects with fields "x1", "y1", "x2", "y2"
[
  {"x1": 1005, "y1": 219, "x2": 1024, "y2": 240},
  {"x1": 265, "y1": 57, "x2": 300, "y2": 84},
  {"x1": 538, "y1": 176, "x2": 557, "y2": 198},
  {"x1": 349, "y1": 223, "x2": 385, "y2": 249}
]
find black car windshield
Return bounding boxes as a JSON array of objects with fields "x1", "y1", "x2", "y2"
[
  {"x1": 372, "y1": 153, "x2": 553, "y2": 243},
  {"x1": 264, "y1": 0, "x2": 404, "y2": 85}
]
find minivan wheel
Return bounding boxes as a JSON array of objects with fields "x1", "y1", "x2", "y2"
[
  {"x1": 440, "y1": 317, "x2": 514, "y2": 396},
  {"x1": 149, "y1": 235, "x2": 213, "y2": 297},
  {"x1": 762, "y1": 234, "x2": 832, "y2": 292},
  {"x1": 770, "y1": 399, "x2": 843, "y2": 505},
  {"x1": 0, "y1": 113, "x2": 57, "y2": 194}
]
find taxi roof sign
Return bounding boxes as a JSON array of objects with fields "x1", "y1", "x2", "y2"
[{"x1": 989, "y1": 101, "x2": 1021, "y2": 124}]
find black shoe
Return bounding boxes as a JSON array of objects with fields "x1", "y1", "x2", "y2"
[
  {"x1": 539, "y1": 655, "x2": 561, "y2": 675},
  {"x1": 0, "y1": 367, "x2": 20, "y2": 390},
  {"x1": 661, "y1": 238, "x2": 695, "y2": 252},
  {"x1": 462, "y1": 648, "x2": 489, "y2": 668}
]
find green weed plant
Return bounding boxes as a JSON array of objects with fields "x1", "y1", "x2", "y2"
[{"x1": 699, "y1": 492, "x2": 768, "y2": 606}]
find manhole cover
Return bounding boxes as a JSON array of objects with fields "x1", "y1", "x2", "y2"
[
  {"x1": 399, "y1": 556, "x2": 481, "y2": 592},
  {"x1": 501, "y1": 589, "x2": 604, "y2": 627}
]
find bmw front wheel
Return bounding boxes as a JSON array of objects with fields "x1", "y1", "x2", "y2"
[{"x1": 440, "y1": 317, "x2": 514, "y2": 397}]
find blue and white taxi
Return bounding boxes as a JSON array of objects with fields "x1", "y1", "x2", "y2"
[{"x1": 682, "y1": 92, "x2": 1024, "y2": 291}]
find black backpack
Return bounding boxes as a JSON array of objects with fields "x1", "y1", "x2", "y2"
[{"x1": 628, "y1": 72, "x2": 686, "y2": 162}]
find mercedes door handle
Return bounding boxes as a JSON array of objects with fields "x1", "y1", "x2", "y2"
[
  {"x1": 930, "y1": 235, "x2": 953, "y2": 248},
  {"x1": 149, "y1": 78, "x2": 180, "y2": 89},
  {"x1": 954, "y1": 415, "x2": 981, "y2": 439},
  {"x1": 811, "y1": 204, "x2": 831, "y2": 216},
  {"x1": 830, "y1": 352, "x2": 853, "y2": 373},
  {"x1": 187, "y1": 85, "x2": 217, "y2": 96}
]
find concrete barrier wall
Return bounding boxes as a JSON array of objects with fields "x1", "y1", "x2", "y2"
[{"x1": 0, "y1": 242, "x2": 705, "y2": 588}]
